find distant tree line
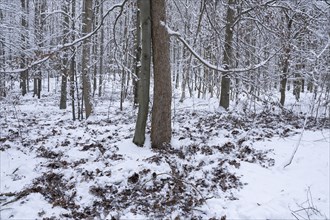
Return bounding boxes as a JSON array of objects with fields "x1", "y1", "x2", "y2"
[{"x1": 0, "y1": 0, "x2": 329, "y2": 147}]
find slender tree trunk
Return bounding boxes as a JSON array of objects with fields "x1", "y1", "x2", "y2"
[
  {"x1": 70, "y1": 57, "x2": 75, "y2": 120},
  {"x1": 120, "y1": 70, "x2": 126, "y2": 111},
  {"x1": 92, "y1": 4, "x2": 99, "y2": 98},
  {"x1": 37, "y1": 76, "x2": 41, "y2": 99},
  {"x1": 34, "y1": 0, "x2": 45, "y2": 99},
  {"x1": 60, "y1": 0, "x2": 70, "y2": 109},
  {"x1": 33, "y1": 78, "x2": 37, "y2": 97},
  {"x1": 75, "y1": 67, "x2": 81, "y2": 120},
  {"x1": 151, "y1": 0, "x2": 172, "y2": 149},
  {"x1": 20, "y1": 0, "x2": 28, "y2": 96},
  {"x1": 280, "y1": 53, "x2": 289, "y2": 106},
  {"x1": 180, "y1": 3, "x2": 191, "y2": 102},
  {"x1": 47, "y1": 72, "x2": 50, "y2": 92},
  {"x1": 81, "y1": 0, "x2": 93, "y2": 118},
  {"x1": 133, "y1": 0, "x2": 142, "y2": 106},
  {"x1": 60, "y1": 74, "x2": 68, "y2": 109},
  {"x1": 293, "y1": 73, "x2": 301, "y2": 101},
  {"x1": 98, "y1": 1, "x2": 104, "y2": 97},
  {"x1": 0, "y1": 9, "x2": 4, "y2": 97},
  {"x1": 70, "y1": 0, "x2": 76, "y2": 120},
  {"x1": 280, "y1": 17, "x2": 292, "y2": 107},
  {"x1": 133, "y1": 0, "x2": 151, "y2": 146}
]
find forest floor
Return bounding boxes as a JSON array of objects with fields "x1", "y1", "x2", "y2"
[{"x1": 0, "y1": 90, "x2": 329, "y2": 219}]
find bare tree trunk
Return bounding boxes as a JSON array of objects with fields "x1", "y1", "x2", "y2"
[
  {"x1": 70, "y1": 0, "x2": 76, "y2": 120},
  {"x1": 92, "y1": 3, "x2": 99, "y2": 98},
  {"x1": 120, "y1": 70, "x2": 126, "y2": 111},
  {"x1": 119, "y1": 12, "x2": 131, "y2": 111},
  {"x1": 60, "y1": 73, "x2": 68, "y2": 109},
  {"x1": 34, "y1": 0, "x2": 45, "y2": 99},
  {"x1": 280, "y1": 16, "x2": 292, "y2": 107},
  {"x1": 133, "y1": 0, "x2": 151, "y2": 146},
  {"x1": 133, "y1": 0, "x2": 142, "y2": 106},
  {"x1": 37, "y1": 77, "x2": 41, "y2": 99},
  {"x1": 0, "y1": 9, "x2": 5, "y2": 97},
  {"x1": 179, "y1": 52, "x2": 187, "y2": 102},
  {"x1": 220, "y1": 0, "x2": 235, "y2": 109},
  {"x1": 81, "y1": 0, "x2": 93, "y2": 118},
  {"x1": 60, "y1": 0, "x2": 70, "y2": 109},
  {"x1": 33, "y1": 78, "x2": 37, "y2": 97},
  {"x1": 98, "y1": 1, "x2": 104, "y2": 97},
  {"x1": 280, "y1": 54, "x2": 289, "y2": 106},
  {"x1": 151, "y1": 0, "x2": 172, "y2": 149},
  {"x1": 70, "y1": 57, "x2": 75, "y2": 120},
  {"x1": 20, "y1": 0, "x2": 28, "y2": 96},
  {"x1": 293, "y1": 73, "x2": 301, "y2": 101}
]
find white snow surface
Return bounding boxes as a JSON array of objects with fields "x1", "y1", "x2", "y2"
[
  {"x1": 207, "y1": 130, "x2": 330, "y2": 219},
  {"x1": 0, "y1": 90, "x2": 329, "y2": 219}
]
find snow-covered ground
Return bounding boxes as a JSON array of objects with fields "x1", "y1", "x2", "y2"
[
  {"x1": 208, "y1": 129, "x2": 330, "y2": 219},
  {"x1": 0, "y1": 89, "x2": 329, "y2": 219}
]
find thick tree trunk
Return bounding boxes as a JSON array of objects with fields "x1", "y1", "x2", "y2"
[
  {"x1": 133, "y1": 0, "x2": 151, "y2": 146},
  {"x1": 151, "y1": 0, "x2": 172, "y2": 149},
  {"x1": 81, "y1": 0, "x2": 93, "y2": 118},
  {"x1": 220, "y1": 0, "x2": 235, "y2": 109}
]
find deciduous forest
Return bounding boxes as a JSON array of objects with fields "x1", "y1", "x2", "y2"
[{"x1": 0, "y1": 0, "x2": 329, "y2": 219}]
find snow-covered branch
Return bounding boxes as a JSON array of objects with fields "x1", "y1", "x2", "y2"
[
  {"x1": 0, "y1": 0, "x2": 128, "y2": 74},
  {"x1": 58, "y1": 0, "x2": 128, "y2": 51},
  {"x1": 316, "y1": 36, "x2": 330, "y2": 59},
  {"x1": 163, "y1": 23, "x2": 279, "y2": 74}
]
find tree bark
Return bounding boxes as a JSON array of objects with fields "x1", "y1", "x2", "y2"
[
  {"x1": 220, "y1": 0, "x2": 235, "y2": 109},
  {"x1": 280, "y1": 16, "x2": 292, "y2": 107},
  {"x1": 60, "y1": 0, "x2": 70, "y2": 109},
  {"x1": 133, "y1": 0, "x2": 151, "y2": 146},
  {"x1": 151, "y1": 0, "x2": 172, "y2": 149},
  {"x1": 20, "y1": 0, "x2": 28, "y2": 96},
  {"x1": 81, "y1": 0, "x2": 93, "y2": 118},
  {"x1": 280, "y1": 53, "x2": 289, "y2": 106},
  {"x1": 34, "y1": 0, "x2": 45, "y2": 99},
  {"x1": 133, "y1": 0, "x2": 142, "y2": 106},
  {"x1": 70, "y1": 0, "x2": 76, "y2": 120},
  {"x1": 98, "y1": 1, "x2": 104, "y2": 97}
]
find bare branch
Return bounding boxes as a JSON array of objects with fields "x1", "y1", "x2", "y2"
[
  {"x1": 163, "y1": 23, "x2": 280, "y2": 74},
  {"x1": 0, "y1": 0, "x2": 128, "y2": 74}
]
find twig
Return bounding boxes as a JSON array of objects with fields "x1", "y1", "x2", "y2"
[
  {"x1": 283, "y1": 114, "x2": 308, "y2": 169},
  {"x1": 0, "y1": 187, "x2": 41, "y2": 207},
  {"x1": 290, "y1": 187, "x2": 328, "y2": 220},
  {"x1": 0, "y1": 190, "x2": 29, "y2": 206},
  {"x1": 0, "y1": 207, "x2": 13, "y2": 213}
]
